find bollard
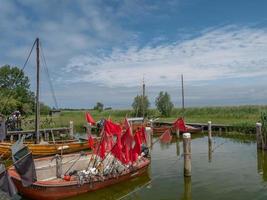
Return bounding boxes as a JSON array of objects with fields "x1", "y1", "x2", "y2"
[
  {"x1": 183, "y1": 133, "x2": 191, "y2": 177},
  {"x1": 176, "y1": 128, "x2": 180, "y2": 138},
  {"x1": 145, "y1": 127, "x2": 152, "y2": 149},
  {"x1": 69, "y1": 121, "x2": 74, "y2": 138},
  {"x1": 256, "y1": 123, "x2": 263, "y2": 149},
  {"x1": 208, "y1": 121, "x2": 212, "y2": 142}
]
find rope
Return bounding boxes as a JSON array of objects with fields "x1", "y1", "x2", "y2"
[
  {"x1": 0, "y1": 39, "x2": 37, "y2": 114},
  {"x1": 39, "y1": 42, "x2": 58, "y2": 109}
]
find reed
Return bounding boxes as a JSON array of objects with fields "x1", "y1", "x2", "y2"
[{"x1": 22, "y1": 105, "x2": 267, "y2": 133}]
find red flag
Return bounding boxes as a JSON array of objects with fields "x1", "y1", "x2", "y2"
[
  {"x1": 104, "y1": 120, "x2": 122, "y2": 136},
  {"x1": 160, "y1": 129, "x2": 172, "y2": 143},
  {"x1": 121, "y1": 118, "x2": 134, "y2": 164},
  {"x1": 173, "y1": 117, "x2": 187, "y2": 132},
  {"x1": 111, "y1": 142, "x2": 124, "y2": 163},
  {"x1": 85, "y1": 112, "x2": 95, "y2": 125},
  {"x1": 87, "y1": 134, "x2": 95, "y2": 149},
  {"x1": 131, "y1": 131, "x2": 142, "y2": 162},
  {"x1": 140, "y1": 127, "x2": 147, "y2": 144}
]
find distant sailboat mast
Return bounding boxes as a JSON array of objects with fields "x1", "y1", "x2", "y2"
[{"x1": 142, "y1": 76, "x2": 146, "y2": 118}]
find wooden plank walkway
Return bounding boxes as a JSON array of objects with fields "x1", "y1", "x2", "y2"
[{"x1": 7, "y1": 127, "x2": 70, "y2": 136}]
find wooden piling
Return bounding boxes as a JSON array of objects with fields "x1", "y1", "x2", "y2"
[
  {"x1": 183, "y1": 133, "x2": 191, "y2": 177},
  {"x1": 208, "y1": 121, "x2": 212, "y2": 142},
  {"x1": 256, "y1": 123, "x2": 263, "y2": 149},
  {"x1": 69, "y1": 121, "x2": 74, "y2": 138},
  {"x1": 145, "y1": 127, "x2": 152, "y2": 149},
  {"x1": 176, "y1": 128, "x2": 180, "y2": 138}
]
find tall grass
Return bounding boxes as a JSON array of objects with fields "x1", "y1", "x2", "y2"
[{"x1": 23, "y1": 105, "x2": 267, "y2": 132}]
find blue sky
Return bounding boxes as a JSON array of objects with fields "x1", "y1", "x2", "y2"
[{"x1": 1, "y1": 0, "x2": 267, "y2": 108}]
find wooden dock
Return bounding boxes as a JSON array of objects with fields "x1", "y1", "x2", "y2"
[
  {"x1": 186, "y1": 122, "x2": 233, "y2": 132},
  {"x1": 6, "y1": 127, "x2": 71, "y2": 142}
]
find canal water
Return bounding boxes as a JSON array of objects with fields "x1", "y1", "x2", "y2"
[{"x1": 64, "y1": 133, "x2": 267, "y2": 200}]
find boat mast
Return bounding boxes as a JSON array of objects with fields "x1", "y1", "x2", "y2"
[
  {"x1": 35, "y1": 38, "x2": 40, "y2": 143},
  {"x1": 142, "y1": 76, "x2": 145, "y2": 118}
]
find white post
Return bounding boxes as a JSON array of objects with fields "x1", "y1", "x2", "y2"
[
  {"x1": 145, "y1": 127, "x2": 152, "y2": 148},
  {"x1": 176, "y1": 128, "x2": 180, "y2": 138},
  {"x1": 208, "y1": 121, "x2": 212, "y2": 142},
  {"x1": 69, "y1": 121, "x2": 74, "y2": 138},
  {"x1": 183, "y1": 133, "x2": 191, "y2": 177},
  {"x1": 256, "y1": 123, "x2": 263, "y2": 149}
]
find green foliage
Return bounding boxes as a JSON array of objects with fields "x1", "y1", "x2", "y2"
[
  {"x1": 132, "y1": 95, "x2": 150, "y2": 117},
  {"x1": 261, "y1": 111, "x2": 267, "y2": 135},
  {"x1": 93, "y1": 102, "x2": 104, "y2": 112},
  {"x1": 40, "y1": 102, "x2": 51, "y2": 115},
  {"x1": 0, "y1": 65, "x2": 35, "y2": 115},
  {"x1": 155, "y1": 91, "x2": 174, "y2": 117}
]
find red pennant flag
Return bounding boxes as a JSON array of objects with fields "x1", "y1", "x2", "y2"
[
  {"x1": 85, "y1": 112, "x2": 95, "y2": 125},
  {"x1": 131, "y1": 131, "x2": 142, "y2": 162},
  {"x1": 173, "y1": 117, "x2": 187, "y2": 132},
  {"x1": 140, "y1": 127, "x2": 147, "y2": 144},
  {"x1": 87, "y1": 134, "x2": 95, "y2": 149},
  {"x1": 111, "y1": 142, "x2": 124, "y2": 163},
  {"x1": 160, "y1": 129, "x2": 173, "y2": 143},
  {"x1": 104, "y1": 120, "x2": 122, "y2": 136}
]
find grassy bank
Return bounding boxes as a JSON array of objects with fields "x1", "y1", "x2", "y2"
[{"x1": 24, "y1": 105, "x2": 267, "y2": 132}]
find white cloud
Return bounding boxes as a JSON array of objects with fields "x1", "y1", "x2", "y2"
[{"x1": 64, "y1": 26, "x2": 267, "y2": 87}]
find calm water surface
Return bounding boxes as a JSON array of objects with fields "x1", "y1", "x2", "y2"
[{"x1": 26, "y1": 133, "x2": 267, "y2": 200}]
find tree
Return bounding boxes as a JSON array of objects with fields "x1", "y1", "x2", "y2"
[
  {"x1": 0, "y1": 65, "x2": 35, "y2": 115},
  {"x1": 94, "y1": 102, "x2": 104, "y2": 112},
  {"x1": 155, "y1": 91, "x2": 174, "y2": 117},
  {"x1": 132, "y1": 95, "x2": 150, "y2": 117}
]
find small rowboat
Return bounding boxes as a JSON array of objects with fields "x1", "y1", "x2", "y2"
[
  {"x1": 8, "y1": 153, "x2": 150, "y2": 200},
  {"x1": 152, "y1": 122, "x2": 202, "y2": 136}
]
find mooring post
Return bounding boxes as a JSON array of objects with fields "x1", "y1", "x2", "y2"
[
  {"x1": 183, "y1": 132, "x2": 191, "y2": 177},
  {"x1": 256, "y1": 123, "x2": 263, "y2": 149},
  {"x1": 145, "y1": 127, "x2": 152, "y2": 149},
  {"x1": 176, "y1": 128, "x2": 180, "y2": 138},
  {"x1": 86, "y1": 123, "x2": 92, "y2": 135},
  {"x1": 69, "y1": 121, "x2": 74, "y2": 138},
  {"x1": 208, "y1": 121, "x2": 212, "y2": 142}
]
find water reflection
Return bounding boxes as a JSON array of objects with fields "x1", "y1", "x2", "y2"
[
  {"x1": 208, "y1": 140, "x2": 212, "y2": 163},
  {"x1": 180, "y1": 177, "x2": 192, "y2": 200},
  {"x1": 257, "y1": 150, "x2": 267, "y2": 182},
  {"x1": 176, "y1": 138, "x2": 180, "y2": 157}
]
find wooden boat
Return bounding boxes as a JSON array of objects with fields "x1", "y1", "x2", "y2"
[
  {"x1": 8, "y1": 153, "x2": 150, "y2": 200},
  {"x1": 0, "y1": 139, "x2": 90, "y2": 159},
  {"x1": 152, "y1": 121, "x2": 202, "y2": 136},
  {"x1": 0, "y1": 38, "x2": 92, "y2": 160}
]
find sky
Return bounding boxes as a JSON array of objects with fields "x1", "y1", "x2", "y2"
[{"x1": 0, "y1": 0, "x2": 267, "y2": 109}]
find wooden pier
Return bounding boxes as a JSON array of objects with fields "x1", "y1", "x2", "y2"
[{"x1": 6, "y1": 127, "x2": 70, "y2": 142}]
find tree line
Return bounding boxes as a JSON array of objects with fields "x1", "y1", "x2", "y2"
[
  {"x1": 0, "y1": 65, "x2": 51, "y2": 115},
  {"x1": 1, "y1": 65, "x2": 175, "y2": 117}
]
